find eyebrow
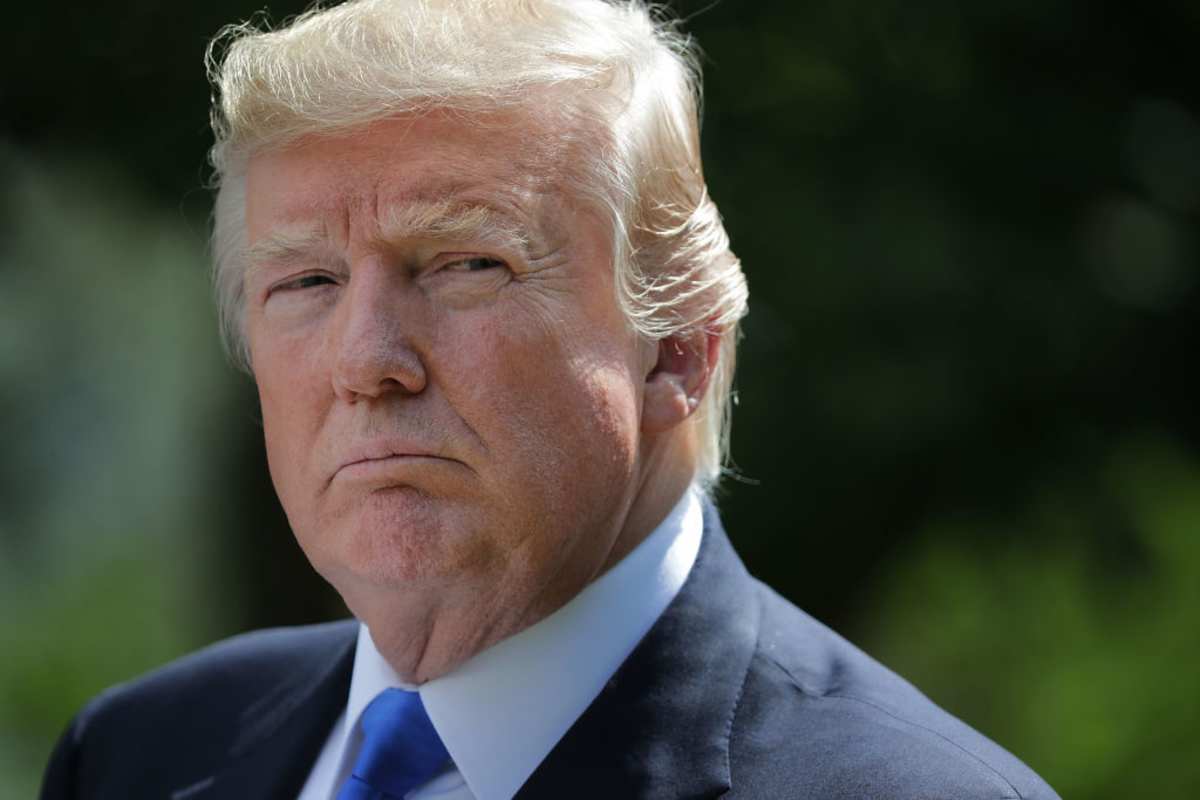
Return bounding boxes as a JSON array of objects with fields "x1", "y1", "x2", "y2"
[
  {"x1": 245, "y1": 199, "x2": 543, "y2": 274},
  {"x1": 245, "y1": 226, "x2": 336, "y2": 272},
  {"x1": 375, "y1": 198, "x2": 538, "y2": 259}
]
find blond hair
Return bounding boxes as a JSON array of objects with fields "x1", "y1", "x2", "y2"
[{"x1": 207, "y1": 0, "x2": 748, "y2": 489}]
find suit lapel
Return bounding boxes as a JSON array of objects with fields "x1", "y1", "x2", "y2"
[
  {"x1": 168, "y1": 622, "x2": 358, "y2": 800},
  {"x1": 517, "y1": 502, "x2": 761, "y2": 800},
  {"x1": 164, "y1": 504, "x2": 759, "y2": 800}
]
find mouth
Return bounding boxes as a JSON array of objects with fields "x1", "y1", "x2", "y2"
[
  {"x1": 339, "y1": 452, "x2": 445, "y2": 472},
  {"x1": 330, "y1": 442, "x2": 467, "y2": 487}
]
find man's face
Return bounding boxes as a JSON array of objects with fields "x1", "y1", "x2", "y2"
[{"x1": 243, "y1": 112, "x2": 664, "y2": 674}]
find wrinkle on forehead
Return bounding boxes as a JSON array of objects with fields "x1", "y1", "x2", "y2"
[{"x1": 244, "y1": 109, "x2": 594, "y2": 269}]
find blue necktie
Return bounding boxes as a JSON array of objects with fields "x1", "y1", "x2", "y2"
[{"x1": 336, "y1": 688, "x2": 451, "y2": 800}]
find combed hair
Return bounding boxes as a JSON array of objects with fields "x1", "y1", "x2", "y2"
[{"x1": 207, "y1": 0, "x2": 748, "y2": 490}]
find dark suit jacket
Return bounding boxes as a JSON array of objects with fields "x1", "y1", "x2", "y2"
[{"x1": 42, "y1": 504, "x2": 1060, "y2": 799}]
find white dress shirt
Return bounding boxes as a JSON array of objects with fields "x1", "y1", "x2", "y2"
[{"x1": 297, "y1": 488, "x2": 704, "y2": 800}]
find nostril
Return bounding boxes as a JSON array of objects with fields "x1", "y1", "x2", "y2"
[{"x1": 332, "y1": 343, "x2": 427, "y2": 401}]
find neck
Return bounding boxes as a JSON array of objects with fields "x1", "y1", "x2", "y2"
[
  {"x1": 350, "y1": 440, "x2": 697, "y2": 684},
  {"x1": 597, "y1": 437, "x2": 696, "y2": 576}
]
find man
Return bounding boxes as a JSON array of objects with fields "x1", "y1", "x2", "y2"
[{"x1": 42, "y1": 1, "x2": 1059, "y2": 798}]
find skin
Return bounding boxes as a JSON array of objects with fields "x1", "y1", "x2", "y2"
[{"x1": 243, "y1": 110, "x2": 716, "y2": 683}]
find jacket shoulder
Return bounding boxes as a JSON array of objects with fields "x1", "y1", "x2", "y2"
[
  {"x1": 77, "y1": 620, "x2": 356, "y2": 730},
  {"x1": 728, "y1": 583, "x2": 1060, "y2": 800},
  {"x1": 41, "y1": 620, "x2": 357, "y2": 799}
]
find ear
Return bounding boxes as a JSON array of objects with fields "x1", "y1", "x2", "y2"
[{"x1": 642, "y1": 329, "x2": 721, "y2": 435}]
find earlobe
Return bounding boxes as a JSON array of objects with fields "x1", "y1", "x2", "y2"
[{"x1": 642, "y1": 330, "x2": 720, "y2": 434}]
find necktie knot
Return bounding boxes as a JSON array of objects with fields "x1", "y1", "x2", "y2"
[{"x1": 337, "y1": 688, "x2": 450, "y2": 800}]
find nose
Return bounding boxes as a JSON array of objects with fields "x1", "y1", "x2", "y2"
[{"x1": 329, "y1": 265, "x2": 427, "y2": 402}]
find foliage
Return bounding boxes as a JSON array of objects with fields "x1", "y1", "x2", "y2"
[
  {"x1": 864, "y1": 438, "x2": 1200, "y2": 798},
  {"x1": 0, "y1": 156, "x2": 236, "y2": 794}
]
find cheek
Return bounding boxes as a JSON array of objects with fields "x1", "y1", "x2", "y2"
[
  {"x1": 576, "y1": 364, "x2": 645, "y2": 473},
  {"x1": 258, "y1": 385, "x2": 305, "y2": 513},
  {"x1": 463, "y1": 316, "x2": 643, "y2": 479},
  {"x1": 253, "y1": 347, "x2": 329, "y2": 512}
]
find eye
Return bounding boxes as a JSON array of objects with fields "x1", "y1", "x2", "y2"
[
  {"x1": 276, "y1": 273, "x2": 338, "y2": 292},
  {"x1": 291, "y1": 274, "x2": 337, "y2": 289},
  {"x1": 263, "y1": 272, "x2": 338, "y2": 302},
  {"x1": 445, "y1": 256, "x2": 507, "y2": 272}
]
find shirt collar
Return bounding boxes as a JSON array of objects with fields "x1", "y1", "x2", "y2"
[{"x1": 343, "y1": 487, "x2": 703, "y2": 800}]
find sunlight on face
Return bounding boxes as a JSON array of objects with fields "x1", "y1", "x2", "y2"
[{"x1": 243, "y1": 111, "x2": 659, "y2": 676}]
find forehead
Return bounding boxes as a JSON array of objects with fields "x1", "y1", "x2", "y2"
[{"x1": 244, "y1": 110, "x2": 582, "y2": 242}]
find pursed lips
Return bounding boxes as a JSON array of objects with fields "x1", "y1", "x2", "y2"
[{"x1": 331, "y1": 441, "x2": 457, "y2": 483}]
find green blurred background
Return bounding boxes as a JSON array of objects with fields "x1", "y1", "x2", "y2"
[{"x1": 3, "y1": 0, "x2": 1198, "y2": 796}]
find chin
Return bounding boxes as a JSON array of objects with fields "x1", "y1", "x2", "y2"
[{"x1": 312, "y1": 497, "x2": 488, "y2": 588}]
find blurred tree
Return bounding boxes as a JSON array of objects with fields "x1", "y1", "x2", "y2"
[
  {"x1": 0, "y1": 154, "x2": 238, "y2": 795},
  {"x1": 864, "y1": 437, "x2": 1200, "y2": 796}
]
